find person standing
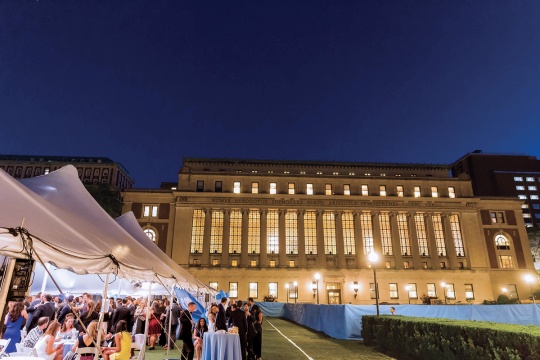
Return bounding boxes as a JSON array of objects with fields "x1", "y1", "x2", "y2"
[
  {"x1": 228, "y1": 303, "x2": 248, "y2": 360},
  {"x1": 243, "y1": 303, "x2": 257, "y2": 360},
  {"x1": 207, "y1": 304, "x2": 218, "y2": 333},
  {"x1": 179, "y1": 302, "x2": 196, "y2": 360},
  {"x1": 164, "y1": 299, "x2": 181, "y2": 350},
  {"x1": 112, "y1": 298, "x2": 132, "y2": 332},
  {"x1": 57, "y1": 295, "x2": 75, "y2": 325},
  {"x1": 25, "y1": 292, "x2": 43, "y2": 332},
  {"x1": 215, "y1": 297, "x2": 228, "y2": 331},
  {"x1": 3, "y1": 301, "x2": 27, "y2": 353},
  {"x1": 251, "y1": 304, "x2": 264, "y2": 360}
]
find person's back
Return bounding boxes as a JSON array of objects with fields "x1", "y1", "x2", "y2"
[{"x1": 112, "y1": 331, "x2": 132, "y2": 360}]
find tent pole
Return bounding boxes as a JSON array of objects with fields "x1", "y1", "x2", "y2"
[
  {"x1": 40, "y1": 262, "x2": 50, "y2": 294},
  {"x1": 140, "y1": 279, "x2": 152, "y2": 360},
  {"x1": 95, "y1": 272, "x2": 110, "y2": 360},
  {"x1": 167, "y1": 285, "x2": 174, "y2": 356}
]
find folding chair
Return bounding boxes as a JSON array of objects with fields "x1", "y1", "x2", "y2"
[
  {"x1": 0, "y1": 339, "x2": 11, "y2": 357},
  {"x1": 76, "y1": 347, "x2": 99, "y2": 360}
]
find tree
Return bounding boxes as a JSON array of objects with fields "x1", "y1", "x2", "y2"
[{"x1": 85, "y1": 184, "x2": 122, "y2": 218}]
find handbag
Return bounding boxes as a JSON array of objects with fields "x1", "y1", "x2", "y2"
[{"x1": 63, "y1": 351, "x2": 80, "y2": 360}]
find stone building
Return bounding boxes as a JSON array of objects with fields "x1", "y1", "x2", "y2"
[{"x1": 122, "y1": 158, "x2": 535, "y2": 304}]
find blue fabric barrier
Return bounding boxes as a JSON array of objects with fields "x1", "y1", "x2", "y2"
[{"x1": 256, "y1": 302, "x2": 285, "y2": 317}]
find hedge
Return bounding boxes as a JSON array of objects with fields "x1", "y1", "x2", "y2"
[{"x1": 361, "y1": 315, "x2": 540, "y2": 360}]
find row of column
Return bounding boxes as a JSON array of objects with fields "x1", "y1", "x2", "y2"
[{"x1": 197, "y1": 209, "x2": 463, "y2": 270}]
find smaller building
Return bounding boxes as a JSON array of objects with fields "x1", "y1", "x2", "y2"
[{"x1": 0, "y1": 154, "x2": 134, "y2": 191}]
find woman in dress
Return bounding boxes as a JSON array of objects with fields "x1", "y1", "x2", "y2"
[
  {"x1": 102, "y1": 320, "x2": 132, "y2": 360},
  {"x1": 207, "y1": 304, "x2": 218, "y2": 333},
  {"x1": 3, "y1": 301, "x2": 27, "y2": 353},
  {"x1": 251, "y1": 304, "x2": 264, "y2": 360},
  {"x1": 71, "y1": 320, "x2": 102, "y2": 360},
  {"x1": 147, "y1": 301, "x2": 162, "y2": 350},
  {"x1": 56, "y1": 314, "x2": 77, "y2": 340},
  {"x1": 193, "y1": 317, "x2": 208, "y2": 360},
  {"x1": 133, "y1": 299, "x2": 147, "y2": 335},
  {"x1": 79, "y1": 301, "x2": 99, "y2": 332},
  {"x1": 34, "y1": 320, "x2": 63, "y2": 360}
]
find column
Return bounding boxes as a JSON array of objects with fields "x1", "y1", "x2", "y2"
[
  {"x1": 297, "y1": 210, "x2": 307, "y2": 267},
  {"x1": 279, "y1": 210, "x2": 287, "y2": 267},
  {"x1": 260, "y1": 209, "x2": 268, "y2": 267},
  {"x1": 442, "y1": 213, "x2": 459, "y2": 269},
  {"x1": 425, "y1": 213, "x2": 440, "y2": 270},
  {"x1": 371, "y1": 211, "x2": 383, "y2": 256},
  {"x1": 407, "y1": 212, "x2": 422, "y2": 269},
  {"x1": 240, "y1": 209, "x2": 249, "y2": 267},
  {"x1": 222, "y1": 210, "x2": 230, "y2": 266},
  {"x1": 335, "y1": 211, "x2": 346, "y2": 269},
  {"x1": 316, "y1": 210, "x2": 326, "y2": 267},
  {"x1": 202, "y1": 208, "x2": 212, "y2": 265},
  {"x1": 353, "y1": 212, "x2": 365, "y2": 268},
  {"x1": 390, "y1": 212, "x2": 404, "y2": 268}
]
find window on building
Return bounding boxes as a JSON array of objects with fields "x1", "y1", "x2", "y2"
[
  {"x1": 465, "y1": 284, "x2": 474, "y2": 300},
  {"x1": 249, "y1": 282, "x2": 258, "y2": 298},
  {"x1": 531, "y1": 195, "x2": 539, "y2": 200},
  {"x1": 209, "y1": 282, "x2": 218, "y2": 290},
  {"x1": 193, "y1": 259, "x2": 200, "y2": 266},
  {"x1": 270, "y1": 182, "x2": 277, "y2": 194},
  {"x1": 431, "y1": 186, "x2": 439, "y2": 197},
  {"x1": 44, "y1": 168, "x2": 50, "y2": 175},
  {"x1": 250, "y1": 260, "x2": 257, "y2": 267},
  {"x1": 268, "y1": 282, "x2": 278, "y2": 298},
  {"x1": 526, "y1": 177, "x2": 534, "y2": 182},
  {"x1": 440, "y1": 261, "x2": 446, "y2": 269},
  {"x1": 252, "y1": 182, "x2": 259, "y2": 194},
  {"x1": 143, "y1": 228, "x2": 156, "y2": 242},
  {"x1": 361, "y1": 185, "x2": 369, "y2": 196},
  {"x1": 289, "y1": 260, "x2": 295, "y2": 267},
  {"x1": 422, "y1": 262, "x2": 428, "y2": 269},
  {"x1": 344, "y1": 184, "x2": 351, "y2": 196},
  {"x1": 379, "y1": 185, "x2": 386, "y2": 197},
  {"x1": 248, "y1": 210, "x2": 260, "y2": 254},
  {"x1": 445, "y1": 283, "x2": 455, "y2": 299},
  {"x1": 215, "y1": 181, "x2": 222, "y2": 192},
  {"x1": 522, "y1": 204, "x2": 529, "y2": 209},
  {"x1": 325, "y1": 184, "x2": 332, "y2": 195},
  {"x1": 397, "y1": 185, "x2": 404, "y2": 197},
  {"x1": 533, "y1": 204, "x2": 540, "y2": 209},
  {"x1": 152, "y1": 206, "x2": 158, "y2": 217},
  {"x1": 408, "y1": 283, "x2": 418, "y2": 299},
  {"x1": 342, "y1": 212, "x2": 356, "y2": 255},
  {"x1": 516, "y1": 185, "x2": 525, "y2": 191},
  {"x1": 229, "y1": 282, "x2": 238, "y2": 298},
  {"x1": 143, "y1": 205, "x2": 150, "y2": 217},
  {"x1": 229, "y1": 210, "x2": 242, "y2": 254},
  {"x1": 448, "y1": 186, "x2": 456, "y2": 198},
  {"x1": 385, "y1": 261, "x2": 391, "y2": 268},
  {"x1": 414, "y1": 186, "x2": 421, "y2": 197},
  {"x1": 427, "y1": 283, "x2": 437, "y2": 298},
  {"x1": 403, "y1": 261, "x2": 410, "y2": 268},
  {"x1": 269, "y1": 260, "x2": 276, "y2": 267},
  {"x1": 432, "y1": 214, "x2": 447, "y2": 256},
  {"x1": 379, "y1": 213, "x2": 393, "y2": 256},
  {"x1": 210, "y1": 210, "x2": 224, "y2": 254},
  {"x1": 415, "y1": 213, "x2": 429, "y2": 256},
  {"x1": 304, "y1": 211, "x2": 317, "y2": 255},
  {"x1": 323, "y1": 212, "x2": 337, "y2": 255},
  {"x1": 389, "y1": 283, "x2": 398, "y2": 299},
  {"x1": 267, "y1": 210, "x2": 279, "y2": 254},
  {"x1": 233, "y1": 181, "x2": 241, "y2": 194},
  {"x1": 285, "y1": 211, "x2": 298, "y2": 254},
  {"x1": 361, "y1": 212, "x2": 374, "y2": 254},
  {"x1": 306, "y1": 183, "x2": 314, "y2": 195},
  {"x1": 231, "y1": 259, "x2": 238, "y2": 267},
  {"x1": 499, "y1": 255, "x2": 514, "y2": 269},
  {"x1": 212, "y1": 259, "x2": 219, "y2": 266},
  {"x1": 397, "y1": 213, "x2": 411, "y2": 256},
  {"x1": 514, "y1": 177, "x2": 523, "y2": 181},
  {"x1": 190, "y1": 210, "x2": 205, "y2": 254},
  {"x1": 518, "y1": 195, "x2": 527, "y2": 200},
  {"x1": 507, "y1": 284, "x2": 518, "y2": 299},
  {"x1": 288, "y1": 183, "x2": 295, "y2": 194},
  {"x1": 523, "y1": 213, "x2": 531, "y2": 218},
  {"x1": 317, "y1": 171, "x2": 323, "y2": 175},
  {"x1": 196, "y1": 181, "x2": 204, "y2": 192},
  {"x1": 369, "y1": 283, "x2": 376, "y2": 299},
  {"x1": 450, "y1": 214, "x2": 465, "y2": 257}
]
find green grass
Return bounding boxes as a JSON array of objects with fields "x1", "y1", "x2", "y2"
[{"x1": 143, "y1": 317, "x2": 393, "y2": 360}]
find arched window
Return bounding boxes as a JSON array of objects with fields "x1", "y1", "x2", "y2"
[
  {"x1": 144, "y1": 228, "x2": 157, "y2": 243},
  {"x1": 495, "y1": 234, "x2": 510, "y2": 250}
]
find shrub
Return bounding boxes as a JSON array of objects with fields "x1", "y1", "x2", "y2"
[{"x1": 263, "y1": 294, "x2": 276, "y2": 302}]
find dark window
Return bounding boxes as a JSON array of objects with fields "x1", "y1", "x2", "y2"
[
  {"x1": 197, "y1": 180, "x2": 204, "y2": 192},
  {"x1": 215, "y1": 181, "x2": 222, "y2": 192}
]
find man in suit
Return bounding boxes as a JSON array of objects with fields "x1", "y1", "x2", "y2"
[
  {"x1": 25, "y1": 292, "x2": 42, "y2": 332},
  {"x1": 215, "y1": 297, "x2": 228, "y2": 331},
  {"x1": 179, "y1": 302, "x2": 196, "y2": 360},
  {"x1": 28, "y1": 293, "x2": 56, "y2": 330},
  {"x1": 164, "y1": 299, "x2": 181, "y2": 350},
  {"x1": 228, "y1": 303, "x2": 248, "y2": 360},
  {"x1": 57, "y1": 295, "x2": 75, "y2": 325},
  {"x1": 112, "y1": 298, "x2": 132, "y2": 332}
]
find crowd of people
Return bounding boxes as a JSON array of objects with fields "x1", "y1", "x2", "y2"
[{"x1": 2, "y1": 292, "x2": 264, "y2": 360}]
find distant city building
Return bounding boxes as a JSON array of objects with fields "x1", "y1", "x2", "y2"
[
  {"x1": 122, "y1": 157, "x2": 534, "y2": 304},
  {"x1": 0, "y1": 154, "x2": 134, "y2": 191},
  {"x1": 451, "y1": 151, "x2": 540, "y2": 227}
]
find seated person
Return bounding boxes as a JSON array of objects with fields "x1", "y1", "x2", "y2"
[
  {"x1": 71, "y1": 320, "x2": 107, "y2": 360},
  {"x1": 23, "y1": 316, "x2": 49, "y2": 348},
  {"x1": 56, "y1": 314, "x2": 77, "y2": 340},
  {"x1": 101, "y1": 320, "x2": 132, "y2": 360},
  {"x1": 34, "y1": 320, "x2": 63, "y2": 360}
]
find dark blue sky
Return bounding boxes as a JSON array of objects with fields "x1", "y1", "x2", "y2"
[{"x1": 1, "y1": 1, "x2": 540, "y2": 187}]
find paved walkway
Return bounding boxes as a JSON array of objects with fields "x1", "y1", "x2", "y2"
[{"x1": 144, "y1": 317, "x2": 393, "y2": 360}]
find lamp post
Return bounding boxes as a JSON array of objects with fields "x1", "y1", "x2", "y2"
[
  {"x1": 441, "y1": 282, "x2": 447, "y2": 304},
  {"x1": 405, "y1": 285, "x2": 411, "y2": 304},
  {"x1": 353, "y1": 281, "x2": 359, "y2": 299},
  {"x1": 368, "y1": 252, "x2": 380, "y2": 316},
  {"x1": 525, "y1": 274, "x2": 536, "y2": 304},
  {"x1": 293, "y1": 281, "x2": 298, "y2": 304},
  {"x1": 314, "y1": 273, "x2": 321, "y2": 304},
  {"x1": 285, "y1": 283, "x2": 289, "y2": 304}
]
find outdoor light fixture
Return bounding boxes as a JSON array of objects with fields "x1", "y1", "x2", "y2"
[
  {"x1": 525, "y1": 274, "x2": 536, "y2": 304},
  {"x1": 441, "y1": 282, "x2": 447, "y2": 304},
  {"x1": 502, "y1": 287, "x2": 507, "y2": 297},
  {"x1": 368, "y1": 252, "x2": 380, "y2": 316},
  {"x1": 353, "y1": 281, "x2": 359, "y2": 299},
  {"x1": 312, "y1": 280, "x2": 317, "y2": 298},
  {"x1": 405, "y1": 285, "x2": 411, "y2": 304},
  {"x1": 314, "y1": 272, "x2": 321, "y2": 304}
]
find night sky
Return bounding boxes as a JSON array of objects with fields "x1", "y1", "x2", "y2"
[{"x1": 2, "y1": 1, "x2": 540, "y2": 188}]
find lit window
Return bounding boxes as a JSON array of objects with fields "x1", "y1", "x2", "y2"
[
  {"x1": 440, "y1": 261, "x2": 446, "y2": 268},
  {"x1": 446, "y1": 284, "x2": 455, "y2": 299},
  {"x1": 518, "y1": 195, "x2": 527, "y2": 200},
  {"x1": 144, "y1": 228, "x2": 156, "y2": 242},
  {"x1": 300, "y1": 171, "x2": 306, "y2": 175},
  {"x1": 212, "y1": 259, "x2": 219, "y2": 266},
  {"x1": 317, "y1": 171, "x2": 323, "y2": 175},
  {"x1": 333, "y1": 172, "x2": 339, "y2": 175},
  {"x1": 325, "y1": 183, "x2": 332, "y2": 195},
  {"x1": 323, "y1": 212, "x2": 337, "y2": 255},
  {"x1": 448, "y1": 186, "x2": 455, "y2": 198},
  {"x1": 269, "y1": 260, "x2": 276, "y2": 267},
  {"x1": 526, "y1": 177, "x2": 534, "y2": 182},
  {"x1": 499, "y1": 255, "x2": 513, "y2": 269},
  {"x1": 531, "y1": 195, "x2": 539, "y2": 200},
  {"x1": 233, "y1": 181, "x2": 241, "y2": 194},
  {"x1": 465, "y1": 284, "x2": 474, "y2": 299},
  {"x1": 250, "y1": 260, "x2": 257, "y2": 267},
  {"x1": 191, "y1": 210, "x2": 205, "y2": 254},
  {"x1": 44, "y1": 168, "x2": 50, "y2": 174},
  {"x1": 403, "y1": 261, "x2": 409, "y2": 268},
  {"x1": 397, "y1": 185, "x2": 404, "y2": 197},
  {"x1": 289, "y1": 260, "x2": 295, "y2": 267},
  {"x1": 349, "y1": 172, "x2": 355, "y2": 175},
  {"x1": 304, "y1": 211, "x2": 317, "y2": 255},
  {"x1": 407, "y1": 283, "x2": 418, "y2": 298},
  {"x1": 249, "y1": 282, "x2": 258, "y2": 298},
  {"x1": 152, "y1": 206, "x2": 158, "y2": 217},
  {"x1": 385, "y1": 261, "x2": 391, "y2": 269},
  {"x1": 284, "y1": 171, "x2": 289, "y2": 174},
  {"x1": 379, "y1": 185, "x2": 386, "y2": 196},
  {"x1": 427, "y1": 283, "x2": 436, "y2": 298},
  {"x1": 495, "y1": 234, "x2": 510, "y2": 250},
  {"x1": 523, "y1": 213, "x2": 531, "y2": 218},
  {"x1": 522, "y1": 204, "x2": 529, "y2": 209},
  {"x1": 270, "y1": 182, "x2": 277, "y2": 194},
  {"x1": 529, "y1": 186, "x2": 537, "y2": 191},
  {"x1": 361, "y1": 184, "x2": 368, "y2": 196},
  {"x1": 143, "y1": 206, "x2": 150, "y2": 217},
  {"x1": 209, "y1": 282, "x2": 218, "y2": 290},
  {"x1": 389, "y1": 283, "x2": 398, "y2": 299},
  {"x1": 288, "y1": 183, "x2": 295, "y2": 194},
  {"x1": 369, "y1": 283, "x2": 376, "y2": 299},
  {"x1": 490, "y1": 212, "x2": 497, "y2": 223},
  {"x1": 285, "y1": 211, "x2": 298, "y2": 254},
  {"x1": 248, "y1": 211, "x2": 260, "y2": 254},
  {"x1": 431, "y1": 186, "x2": 438, "y2": 197},
  {"x1": 252, "y1": 182, "x2": 259, "y2": 194},
  {"x1": 342, "y1": 212, "x2": 356, "y2": 255},
  {"x1": 210, "y1": 210, "x2": 224, "y2": 254},
  {"x1": 365, "y1": 173, "x2": 371, "y2": 176},
  {"x1": 306, "y1": 183, "x2": 314, "y2": 195},
  {"x1": 380, "y1": 173, "x2": 386, "y2": 177},
  {"x1": 414, "y1": 186, "x2": 421, "y2": 198},
  {"x1": 229, "y1": 210, "x2": 242, "y2": 254},
  {"x1": 252, "y1": 170, "x2": 258, "y2": 173},
  {"x1": 267, "y1": 210, "x2": 279, "y2": 254},
  {"x1": 422, "y1": 262, "x2": 428, "y2": 269},
  {"x1": 343, "y1": 184, "x2": 351, "y2": 196},
  {"x1": 229, "y1": 282, "x2": 238, "y2": 298},
  {"x1": 268, "y1": 282, "x2": 278, "y2": 298},
  {"x1": 514, "y1": 177, "x2": 523, "y2": 181},
  {"x1": 516, "y1": 186, "x2": 525, "y2": 190},
  {"x1": 231, "y1": 260, "x2": 238, "y2": 267}
]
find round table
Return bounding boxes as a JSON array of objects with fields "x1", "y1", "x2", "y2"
[
  {"x1": 54, "y1": 340, "x2": 76, "y2": 357},
  {"x1": 202, "y1": 332, "x2": 241, "y2": 360}
]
